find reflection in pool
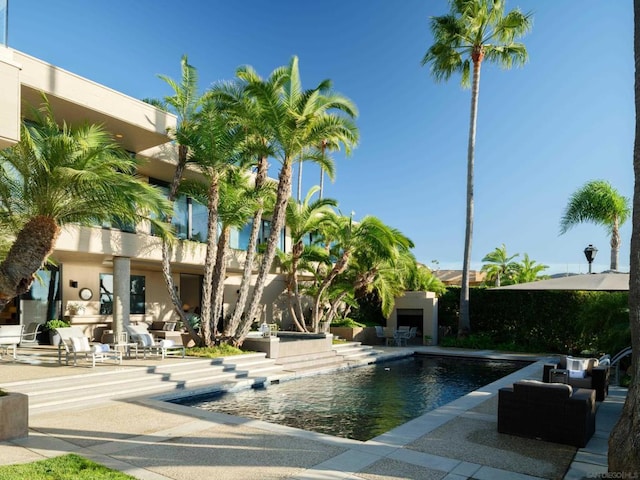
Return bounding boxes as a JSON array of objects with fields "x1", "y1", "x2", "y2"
[{"x1": 171, "y1": 355, "x2": 528, "y2": 441}]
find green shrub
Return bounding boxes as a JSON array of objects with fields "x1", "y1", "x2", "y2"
[
  {"x1": 44, "y1": 319, "x2": 70, "y2": 331},
  {"x1": 185, "y1": 344, "x2": 246, "y2": 358},
  {"x1": 438, "y1": 287, "x2": 631, "y2": 354},
  {"x1": 330, "y1": 318, "x2": 366, "y2": 328}
]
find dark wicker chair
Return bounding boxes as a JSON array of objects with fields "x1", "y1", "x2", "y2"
[
  {"x1": 498, "y1": 380, "x2": 596, "y2": 447},
  {"x1": 543, "y1": 356, "x2": 609, "y2": 401}
]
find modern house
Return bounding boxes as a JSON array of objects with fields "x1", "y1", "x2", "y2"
[
  {"x1": 0, "y1": 46, "x2": 440, "y2": 346},
  {"x1": 0, "y1": 47, "x2": 290, "y2": 341}
]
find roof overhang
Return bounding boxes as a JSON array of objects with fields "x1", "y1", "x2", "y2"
[{"x1": 14, "y1": 49, "x2": 177, "y2": 153}]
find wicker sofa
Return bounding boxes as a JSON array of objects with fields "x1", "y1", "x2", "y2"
[
  {"x1": 498, "y1": 379, "x2": 596, "y2": 447},
  {"x1": 147, "y1": 320, "x2": 183, "y2": 343},
  {"x1": 542, "y1": 355, "x2": 609, "y2": 401}
]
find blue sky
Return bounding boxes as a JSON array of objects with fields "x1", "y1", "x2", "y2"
[{"x1": 6, "y1": 1, "x2": 634, "y2": 275}]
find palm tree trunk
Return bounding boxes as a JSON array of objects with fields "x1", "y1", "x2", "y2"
[
  {"x1": 312, "y1": 251, "x2": 350, "y2": 332},
  {"x1": 608, "y1": 1, "x2": 640, "y2": 469},
  {"x1": 0, "y1": 216, "x2": 60, "y2": 310},
  {"x1": 200, "y1": 172, "x2": 220, "y2": 346},
  {"x1": 234, "y1": 159, "x2": 293, "y2": 344},
  {"x1": 611, "y1": 218, "x2": 620, "y2": 271},
  {"x1": 459, "y1": 52, "x2": 483, "y2": 337},
  {"x1": 290, "y1": 241, "x2": 308, "y2": 331},
  {"x1": 161, "y1": 144, "x2": 202, "y2": 346},
  {"x1": 297, "y1": 160, "x2": 303, "y2": 202},
  {"x1": 160, "y1": 242, "x2": 202, "y2": 345},
  {"x1": 210, "y1": 226, "x2": 230, "y2": 340},
  {"x1": 225, "y1": 155, "x2": 268, "y2": 337}
]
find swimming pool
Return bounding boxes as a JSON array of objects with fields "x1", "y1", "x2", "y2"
[{"x1": 171, "y1": 355, "x2": 529, "y2": 441}]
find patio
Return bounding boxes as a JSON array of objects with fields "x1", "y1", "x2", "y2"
[{"x1": 0, "y1": 346, "x2": 626, "y2": 479}]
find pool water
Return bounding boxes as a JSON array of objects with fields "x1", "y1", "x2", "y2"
[{"x1": 172, "y1": 356, "x2": 528, "y2": 441}]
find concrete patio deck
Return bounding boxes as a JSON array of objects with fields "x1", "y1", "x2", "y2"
[{"x1": 0, "y1": 345, "x2": 627, "y2": 479}]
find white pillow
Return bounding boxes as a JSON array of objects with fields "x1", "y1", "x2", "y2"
[
  {"x1": 70, "y1": 336, "x2": 91, "y2": 352},
  {"x1": 92, "y1": 343, "x2": 110, "y2": 353},
  {"x1": 566, "y1": 356, "x2": 587, "y2": 371},
  {"x1": 138, "y1": 333, "x2": 154, "y2": 347},
  {"x1": 568, "y1": 369, "x2": 586, "y2": 378}
]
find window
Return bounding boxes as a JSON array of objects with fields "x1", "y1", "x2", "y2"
[
  {"x1": 149, "y1": 178, "x2": 206, "y2": 242},
  {"x1": 232, "y1": 219, "x2": 285, "y2": 251},
  {"x1": 99, "y1": 274, "x2": 145, "y2": 315},
  {"x1": 190, "y1": 197, "x2": 208, "y2": 242}
]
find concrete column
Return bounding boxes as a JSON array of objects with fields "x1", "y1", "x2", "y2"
[{"x1": 112, "y1": 256, "x2": 131, "y2": 339}]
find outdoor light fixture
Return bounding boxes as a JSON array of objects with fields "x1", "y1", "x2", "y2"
[{"x1": 584, "y1": 244, "x2": 598, "y2": 274}]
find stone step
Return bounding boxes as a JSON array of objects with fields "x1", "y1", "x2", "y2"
[
  {"x1": 27, "y1": 363, "x2": 287, "y2": 415},
  {"x1": 6, "y1": 343, "x2": 403, "y2": 415}
]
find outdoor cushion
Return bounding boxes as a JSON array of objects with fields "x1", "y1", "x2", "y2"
[
  {"x1": 514, "y1": 379, "x2": 573, "y2": 397},
  {"x1": 92, "y1": 343, "x2": 110, "y2": 353},
  {"x1": 69, "y1": 336, "x2": 91, "y2": 352},
  {"x1": 566, "y1": 356, "x2": 587, "y2": 371},
  {"x1": 163, "y1": 322, "x2": 177, "y2": 332},
  {"x1": 543, "y1": 356, "x2": 610, "y2": 401},
  {"x1": 150, "y1": 321, "x2": 165, "y2": 331},
  {"x1": 138, "y1": 333, "x2": 154, "y2": 347}
]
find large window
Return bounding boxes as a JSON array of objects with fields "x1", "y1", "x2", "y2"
[
  {"x1": 150, "y1": 178, "x2": 207, "y2": 242},
  {"x1": 99, "y1": 274, "x2": 145, "y2": 315},
  {"x1": 233, "y1": 219, "x2": 285, "y2": 251}
]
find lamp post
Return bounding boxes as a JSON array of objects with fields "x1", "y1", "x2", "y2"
[{"x1": 584, "y1": 244, "x2": 598, "y2": 274}]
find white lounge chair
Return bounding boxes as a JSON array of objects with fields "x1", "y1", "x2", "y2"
[
  {"x1": 126, "y1": 324, "x2": 185, "y2": 359},
  {"x1": 0, "y1": 325, "x2": 23, "y2": 359},
  {"x1": 20, "y1": 322, "x2": 43, "y2": 345},
  {"x1": 56, "y1": 326, "x2": 122, "y2": 367}
]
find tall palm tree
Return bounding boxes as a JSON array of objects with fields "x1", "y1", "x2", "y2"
[
  {"x1": 0, "y1": 99, "x2": 172, "y2": 311},
  {"x1": 422, "y1": 0, "x2": 532, "y2": 335},
  {"x1": 185, "y1": 95, "x2": 246, "y2": 345},
  {"x1": 208, "y1": 71, "x2": 276, "y2": 341},
  {"x1": 609, "y1": 0, "x2": 640, "y2": 469},
  {"x1": 146, "y1": 55, "x2": 207, "y2": 344},
  {"x1": 232, "y1": 56, "x2": 359, "y2": 344},
  {"x1": 560, "y1": 180, "x2": 631, "y2": 271},
  {"x1": 480, "y1": 244, "x2": 519, "y2": 287}
]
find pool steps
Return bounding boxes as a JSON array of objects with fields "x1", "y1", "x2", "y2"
[{"x1": 1, "y1": 342, "x2": 410, "y2": 414}]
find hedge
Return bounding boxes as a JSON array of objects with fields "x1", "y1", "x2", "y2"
[{"x1": 439, "y1": 287, "x2": 630, "y2": 355}]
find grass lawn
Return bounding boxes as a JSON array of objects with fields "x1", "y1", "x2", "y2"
[{"x1": 0, "y1": 454, "x2": 135, "y2": 480}]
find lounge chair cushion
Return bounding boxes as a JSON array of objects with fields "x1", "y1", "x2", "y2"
[
  {"x1": 514, "y1": 379, "x2": 573, "y2": 398},
  {"x1": 69, "y1": 336, "x2": 91, "y2": 352},
  {"x1": 92, "y1": 343, "x2": 110, "y2": 353},
  {"x1": 138, "y1": 333, "x2": 154, "y2": 347}
]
